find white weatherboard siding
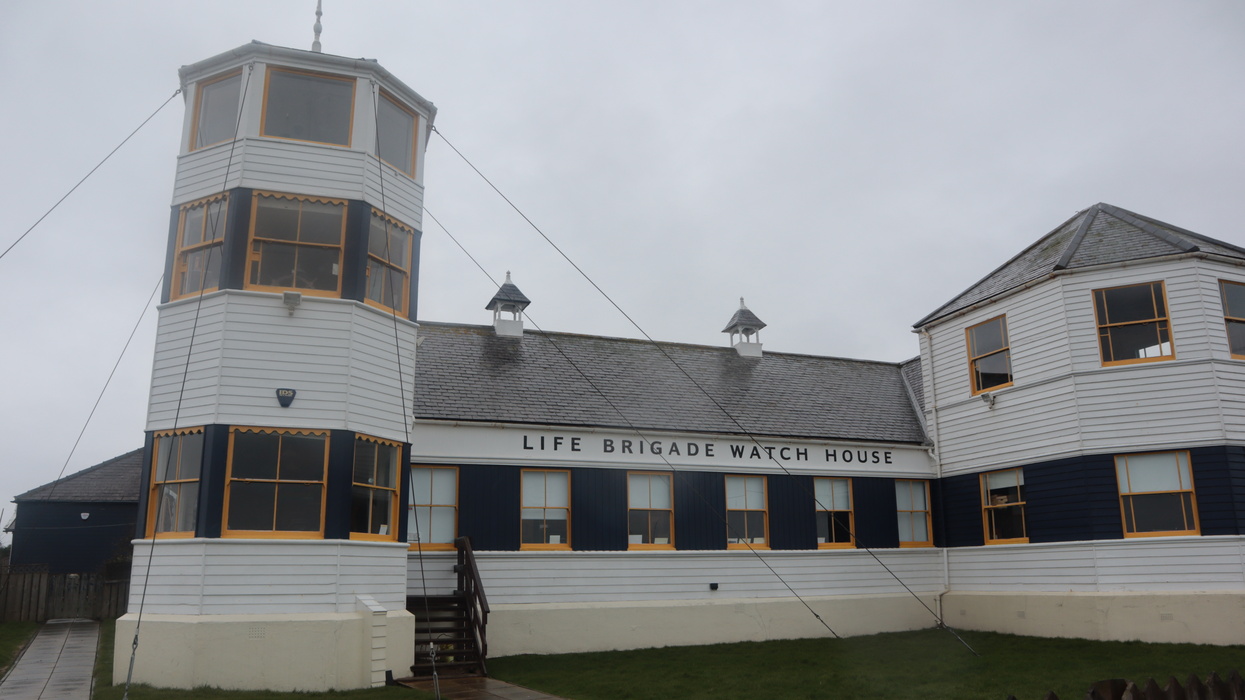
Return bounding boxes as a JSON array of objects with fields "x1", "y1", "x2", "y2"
[
  {"x1": 146, "y1": 291, "x2": 416, "y2": 441},
  {"x1": 406, "y1": 549, "x2": 945, "y2": 604},
  {"x1": 948, "y1": 536, "x2": 1245, "y2": 592},
  {"x1": 926, "y1": 260, "x2": 1245, "y2": 473},
  {"x1": 173, "y1": 138, "x2": 425, "y2": 230},
  {"x1": 129, "y1": 539, "x2": 410, "y2": 615}
]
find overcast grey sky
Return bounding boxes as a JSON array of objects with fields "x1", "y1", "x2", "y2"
[{"x1": 1, "y1": 1, "x2": 1242, "y2": 536}]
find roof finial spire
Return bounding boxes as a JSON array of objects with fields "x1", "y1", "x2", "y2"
[
  {"x1": 312, "y1": 0, "x2": 324, "y2": 53},
  {"x1": 740, "y1": 296, "x2": 747, "y2": 309}
]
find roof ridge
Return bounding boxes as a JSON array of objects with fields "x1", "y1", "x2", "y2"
[
  {"x1": 1053, "y1": 203, "x2": 1103, "y2": 270},
  {"x1": 1097, "y1": 203, "x2": 1198, "y2": 253}
]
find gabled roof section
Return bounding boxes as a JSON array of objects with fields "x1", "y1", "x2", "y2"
[
  {"x1": 413, "y1": 323, "x2": 927, "y2": 444},
  {"x1": 914, "y1": 203, "x2": 1245, "y2": 328},
  {"x1": 16, "y1": 448, "x2": 143, "y2": 503}
]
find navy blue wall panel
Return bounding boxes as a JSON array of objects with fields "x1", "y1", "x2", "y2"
[
  {"x1": 200, "y1": 425, "x2": 230, "y2": 539},
  {"x1": 673, "y1": 471, "x2": 726, "y2": 550},
  {"x1": 940, "y1": 473, "x2": 983, "y2": 547},
  {"x1": 340, "y1": 202, "x2": 369, "y2": 308},
  {"x1": 221, "y1": 188, "x2": 252, "y2": 291},
  {"x1": 1026, "y1": 456, "x2": 1122, "y2": 543},
  {"x1": 323, "y1": 429, "x2": 356, "y2": 540},
  {"x1": 1190, "y1": 446, "x2": 1245, "y2": 536},
  {"x1": 769, "y1": 475, "x2": 816, "y2": 550},
  {"x1": 409, "y1": 229, "x2": 422, "y2": 319},
  {"x1": 571, "y1": 468, "x2": 627, "y2": 551},
  {"x1": 458, "y1": 464, "x2": 520, "y2": 551},
  {"x1": 396, "y1": 444, "x2": 411, "y2": 542},
  {"x1": 134, "y1": 432, "x2": 156, "y2": 538},
  {"x1": 853, "y1": 477, "x2": 899, "y2": 549},
  {"x1": 11, "y1": 502, "x2": 136, "y2": 574}
]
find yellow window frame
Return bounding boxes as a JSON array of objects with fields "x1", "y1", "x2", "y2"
[
  {"x1": 1092, "y1": 281, "x2": 1176, "y2": 366},
  {"x1": 377, "y1": 90, "x2": 420, "y2": 176},
  {"x1": 364, "y1": 209, "x2": 413, "y2": 315},
  {"x1": 896, "y1": 479, "x2": 933, "y2": 548},
  {"x1": 520, "y1": 469, "x2": 572, "y2": 550},
  {"x1": 1115, "y1": 451, "x2": 1200, "y2": 538},
  {"x1": 260, "y1": 66, "x2": 356, "y2": 147},
  {"x1": 190, "y1": 69, "x2": 243, "y2": 151},
  {"x1": 814, "y1": 477, "x2": 854, "y2": 549},
  {"x1": 349, "y1": 435, "x2": 402, "y2": 542},
  {"x1": 409, "y1": 466, "x2": 459, "y2": 551},
  {"x1": 170, "y1": 193, "x2": 229, "y2": 301},
  {"x1": 1218, "y1": 280, "x2": 1245, "y2": 359},
  {"x1": 244, "y1": 191, "x2": 347, "y2": 298},
  {"x1": 627, "y1": 471, "x2": 675, "y2": 550},
  {"x1": 222, "y1": 426, "x2": 328, "y2": 539},
  {"x1": 966, "y1": 315, "x2": 1013, "y2": 395},
  {"x1": 981, "y1": 468, "x2": 1028, "y2": 545},
  {"x1": 725, "y1": 474, "x2": 769, "y2": 550},
  {"x1": 147, "y1": 427, "x2": 205, "y2": 539}
]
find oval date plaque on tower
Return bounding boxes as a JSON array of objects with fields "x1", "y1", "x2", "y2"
[{"x1": 276, "y1": 388, "x2": 297, "y2": 408}]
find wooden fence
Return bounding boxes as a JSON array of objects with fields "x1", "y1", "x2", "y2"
[
  {"x1": 0, "y1": 566, "x2": 129, "y2": 622},
  {"x1": 1009, "y1": 670, "x2": 1245, "y2": 700}
]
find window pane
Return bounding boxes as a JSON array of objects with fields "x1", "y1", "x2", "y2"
[
  {"x1": 370, "y1": 490, "x2": 392, "y2": 535},
  {"x1": 378, "y1": 95, "x2": 416, "y2": 174},
  {"x1": 411, "y1": 506, "x2": 431, "y2": 543},
  {"x1": 545, "y1": 472, "x2": 569, "y2": 508},
  {"x1": 182, "y1": 245, "x2": 222, "y2": 295},
  {"x1": 1101, "y1": 284, "x2": 1159, "y2": 324},
  {"x1": 264, "y1": 70, "x2": 353, "y2": 145},
  {"x1": 228, "y1": 481, "x2": 275, "y2": 530},
  {"x1": 155, "y1": 484, "x2": 179, "y2": 533},
  {"x1": 909, "y1": 482, "x2": 927, "y2": 510},
  {"x1": 895, "y1": 481, "x2": 913, "y2": 511},
  {"x1": 628, "y1": 510, "x2": 649, "y2": 542},
  {"x1": 255, "y1": 241, "x2": 298, "y2": 286},
  {"x1": 985, "y1": 470, "x2": 1020, "y2": 493},
  {"x1": 987, "y1": 505, "x2": 1026, "y2": 540},
  {"x1": 897, "y1": 511, "x2": 914, "y2": 541},
  {"x1": 744, "y1": 477, "x2": 764, "y2": 508},
  {"x1": 629, "y1": 475, "x2": 650, "y2": 509},
  {"x1": 1227, "y1": 320, "x2": 1245, "y2": 356},
  {"x1": 1106, "y1": 322, "x2": 1170, "y2": 361},
  {"x1": 1119, "y1": 453, "x2": 1182, "y2": 492},
  {"x1": 727, "y1": 510, "x2": 747, "y2": 543},
  {"x1": 175, "y1": 482, "x2": 199, "y2": 532},
  {"x1": 374, "y1": 444, "x2": 396, "y2": 488},
  {"x1": 182, "y1": 206, "x2": 205, "y2": 247},
  {"x1": 294, "y1": 246, "x2": 341, "y2": 291},
  {"x1": 969, "y1": 317, "x2": 1007, "y2": 357},
  {"x1": 275, "y1": 483, "x2": 322, "y2": 531},
  {"x1": 411, "y1": 469, "x2": 432, "y2": 504},
  {"x1": 430, "y1": 507, "x2": 455, "y2": 543},
  {"x1": 154, "y1": 437, "x2": 175, "y2": 482},
  {"x1": 279, "y1": 434, "x2": 326, "y2": 481},
  {"x1": 232, "y1": 431, "x2": 279, "y2": 480},
  {"x1": 830, "y1": 511, "x2": 852, "y2": 543},
  {"x1": 353, "y1": 441, "x2": 376, "y2": 484},
  {"x1": 650, "y1": 474, "x2": 671, "y2": 509},
  {"x1": 974, "y1": 351, "x2": 1011, "y2": 390},
  {"x1": 350, "y1": 485, "x2": 371, "y2": 533},
  {"x1": 298, "y1": 202, "x2": 344, "y2": 245},
  {"x1": 650, "y1": 511, "x2": 671, "y2": 544},
  {"x1": 726, "y1": 476, "x2": 745, "y2": 507},
  {"x1": 195, "y1": 73, "x2": 241, "y2": 148},
  {"x1": 1128, "y1": 493, "x2": 1192, "y2": 532},
  {"x1": 745, "y1": 511, "x2": 766, "y2": 544},
  {"x1": 816, "y1": 512, "x2": 830, "y2": 543},
  {"x1": 522, "y1": 472, "x2": 545, "y2": 507},
  {"x1": 205, "y1": 200, "x2": 227, "y2": 241},
  {"x1": 909, "y1": 513, "x2": 928, "y2": 542},
  {"x1": 176, "y1": 432, "x2": 204, "y2": 480},
  {"x1": 521, "y1": 516, "x2": 545, "y2": 544},
  {"x1": 1223, "y1": 281, "x2": 1245, "y2": 318},
  {"x1": 254, "y1": 198, "x2": 300, "y2": 241},
  {"x1": 431, "y1": 469, "x2": 456, "y2": 506}
]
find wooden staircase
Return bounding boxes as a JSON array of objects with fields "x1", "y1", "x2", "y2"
[{"x1": 402, "y1": 537, "x2": 490, "y2": 680}]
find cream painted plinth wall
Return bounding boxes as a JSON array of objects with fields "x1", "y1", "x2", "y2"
[
  {"x1": 486, "y1": 593, "x2": 940, "y2": 657},
  {"x1": 114, "y1": 610, "x2": 414, "y2": 691},
  {"x1": 943, "y1": 592, "x2": 1245, "y2": 646}
]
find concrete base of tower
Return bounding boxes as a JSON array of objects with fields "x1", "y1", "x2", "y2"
[
  {"x1": 113, "y1": 608, "x2": 415, "y2": 691},
  {"x1": 942, "y1": 591, "x2": 1245, "y2": 646}
]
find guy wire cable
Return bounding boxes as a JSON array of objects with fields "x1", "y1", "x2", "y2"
[
  {"x1": 428, "y1": 131, "x2": 979, "y2": 655},
  {"x1": 124, "y1": 63, "x2": 255, "y2": 700},
  {"x1": 1, "y1": 89, "x2": 181, "y2": 264},
  {"x1": 371, "y1": 81, "x2": 442, "y2": 697},
  {"x1": 426, "y1": 208, "x2": 841, "y2": 638}
]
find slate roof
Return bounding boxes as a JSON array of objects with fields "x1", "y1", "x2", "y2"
[
  {"x1": 899, "y1": 356, "x2": 924, "y2": 413},
  {"x1": 914, "y1": 203, "x2": 1245, "y2": 328},
  {"x1": 16, "y1": 448, "x2": 143, "y2": 503},
  {"x1": 413, "y1": 323, "x2": 928, "y2": 444}
]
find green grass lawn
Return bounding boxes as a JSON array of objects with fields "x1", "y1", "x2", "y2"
[
  {"x1": 488, "y1": 628, "x2": 1245, "y2": 700},
  {"x1": 0, "y1": 621, "x2": 38, "y2": 676}
]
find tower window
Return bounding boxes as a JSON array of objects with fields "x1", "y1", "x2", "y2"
[
  {"x1": 350, "y1": 436, "x2": 401, "y2": 541},
  {"x1": 191, "y1": 70, "x2": 242, "y2": 150},
  {"x1": 377, "y1": 91, "x2": 418, "y2": 176},
  {"x1": 1219, "y1": 280, "x2": 1245, "y2": 358},
  {"x1": 224, "y1": 428, "x2": 328, "y2": 537},
  {"x1": 246, "y1": 192, "x2": 346, "y2": 296},
  {"x1": 148, "y1": 428, "x2": 204, "y2": 537},
  {"x1": 1093, "y1": 281, "x2": 1174, "y2": 365},
  {"x1": 365, "y1": 211, "x2": 413, "y2": 314},
  {"x1": 966, "y1": 315, "x2": 1012, "y2": 394},
  {"x1": 262, "y1": 67, "x2": 355, "y2": 147},
  {"x1": 172, "y1": 194, "x2": 228, "y2": 300}
]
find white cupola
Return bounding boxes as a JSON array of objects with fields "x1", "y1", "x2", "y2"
[
  {"x1": 486, "y1": 272, "x2": 531, "y2": 337},
  {"x1": 722, "y1": 297, "x2": 766, "y2": 357}
]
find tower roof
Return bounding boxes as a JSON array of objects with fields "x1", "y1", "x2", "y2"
[
  {"x1": 722, "y1": 298, "x2": 767, "y2": 334},
  {"x1": 914, "y1": 203, "x2": 1245, "y2": 327},
  {"x1": 485, "y1": 272, "x2": 531, "y2": 312}
]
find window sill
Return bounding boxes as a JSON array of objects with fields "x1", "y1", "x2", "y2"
[
  {"x1": 899, "y1": 541, "x2": 933, "y2": 548},
  {"x1": 408, "y1": 542, "x2": 456, "y2": 551},
  {"x1": 1101, "y1": 355, "x2": 1175, "y2": 368},
  {"x1": 984, "y1": 537, "x2": 1029, "y2": 545},
  {"x1": 1122, "y1": 530, "x2": 1200, "y2": 539},
  {"x1": 221, "y1": 531, "x2": 324, "y2": 540},
  {"x1": 727, "y1": 543, "x2": 770, "y2": 550},
  {"x1": 521, "y1": 544, "x2": 571, "y2": 551}
]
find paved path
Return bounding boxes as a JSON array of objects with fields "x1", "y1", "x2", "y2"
[
  {"x1": 398, "y1": 676, "x2": 571, "y2": 699},
  {"x1": 0, "y1": 620, "x2": 98, "y2": 700}
]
